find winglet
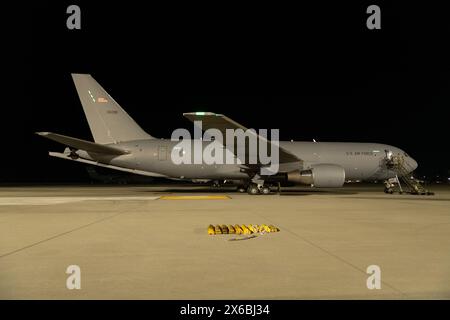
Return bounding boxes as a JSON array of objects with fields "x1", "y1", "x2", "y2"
[
  {"x1": 183, "y1": 112, "x2": 221, "y2": 117},
  {"x1": 36, "y1": 131, "x2": 50, "y2": 136}
]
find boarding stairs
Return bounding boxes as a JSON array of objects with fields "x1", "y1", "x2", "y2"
[{"x1": 384, "y1": 154, "x2": 433, "y2": 195}]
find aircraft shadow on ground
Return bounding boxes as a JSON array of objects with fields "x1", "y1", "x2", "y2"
[
  {"x1": 278, "y1": 189, "x2": 358, "y2": 196},
  {"x1": 150, "y1": 188, "x2": 240, "y2": 194},
  {"x1": 137, "y1": 187, "x2": 358, "y2": 196}
]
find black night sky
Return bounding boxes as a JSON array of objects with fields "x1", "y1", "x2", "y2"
[{"x1": 7, "y1": 1, "x2": 450, "y2": 182}]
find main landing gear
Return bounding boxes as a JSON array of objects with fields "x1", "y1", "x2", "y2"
[{"x1": 237, "y1": 183, "x2": 272, "y2": 195}]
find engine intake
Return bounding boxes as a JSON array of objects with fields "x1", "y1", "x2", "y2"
[{"x1": 287, "y1": 164, "x2": 346, "y2": 188}]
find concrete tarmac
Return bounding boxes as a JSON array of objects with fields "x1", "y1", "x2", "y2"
[{"x1": 0, "y1": 184, "x2": 449, "y2": 299}]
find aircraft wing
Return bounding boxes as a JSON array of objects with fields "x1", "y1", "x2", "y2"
[
  {"x1": 36, "y1": 132, "x2": 128, "y2": 155},
  {"x1": 183, "y1": 112, "x2": 301, "y2": 167}
]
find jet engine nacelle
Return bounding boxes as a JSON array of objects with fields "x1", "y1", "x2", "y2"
[{"x1": 287, "y1": 164, "x2": 346, "y2": 188}]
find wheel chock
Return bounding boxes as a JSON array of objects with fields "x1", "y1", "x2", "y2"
[
  {"x1": 241, "y1": 224, "x2": 251, "y2": 234},
  {"x1": 268, "y1": 225, "x2": 280, "y2": 232},
  {"x1": 208, "y1": 224, "x2": 280, "y2": 235},
  {"x1": 221, "y1": 224, "x2": 229, "y2": 234}
]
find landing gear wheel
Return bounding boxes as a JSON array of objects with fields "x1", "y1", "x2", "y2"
[
  {"x1": 247, "y1": 184, "x2": 260, "y2": 195},
  {"x1": 384, "y1": 187, "x2": 394, "y2": 194},
  {"x1": 261, "y1": 186, "x2": 270, "y2": 195}
]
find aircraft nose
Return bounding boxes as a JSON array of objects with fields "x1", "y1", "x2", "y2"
[{"x1": 409, "y1": 158, "x2": 418, "y2": 171}]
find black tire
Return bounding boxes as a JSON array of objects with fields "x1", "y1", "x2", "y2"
[
  {"x1": 261, "y1": 186, "x2": 270, "y2": 195},
  {"x1": 247, "y1": 185, "x2": 259, "y2": 195}
]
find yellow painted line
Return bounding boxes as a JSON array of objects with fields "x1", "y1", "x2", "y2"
[{"x1": 160, "y1": 195, "x2": 230, "y2": 200}]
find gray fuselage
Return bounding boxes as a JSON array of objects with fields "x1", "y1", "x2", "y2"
[{"x1": 77, "y1": 140, "x2": 418, "y2": 182}]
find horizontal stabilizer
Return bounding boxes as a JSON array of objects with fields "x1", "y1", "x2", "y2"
[
  {"x1": 36, "y1": 132, "x2": 128, "y2": 155},
  {"x1": 48, "y1": 151, "x2": 167, "y2": 178}
]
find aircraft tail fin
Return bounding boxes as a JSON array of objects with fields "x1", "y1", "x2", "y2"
[{"x1": 71, "y1": 74, "x2": 154, "y2": 144}]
